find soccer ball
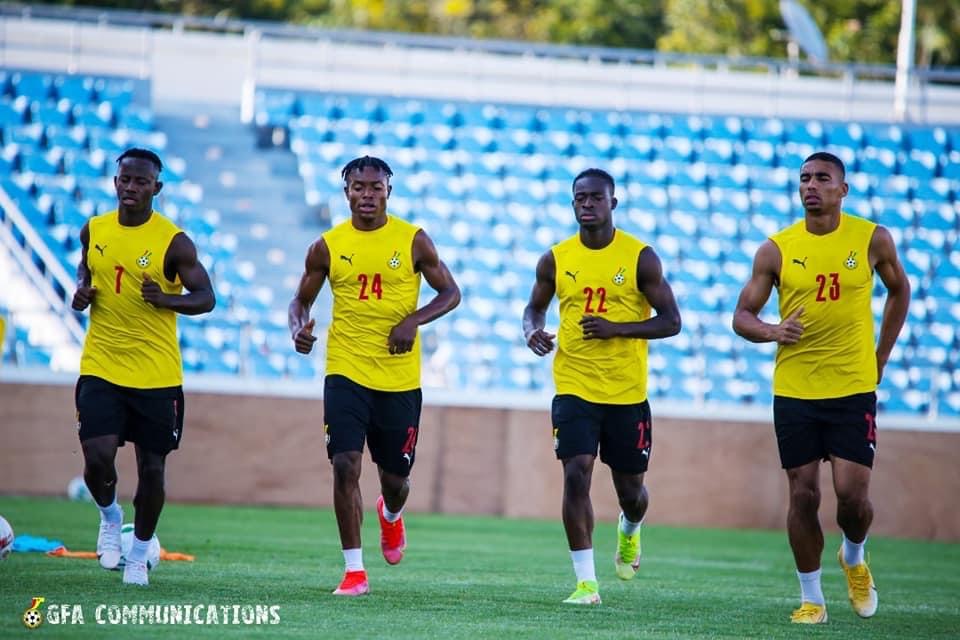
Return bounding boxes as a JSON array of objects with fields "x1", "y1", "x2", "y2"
[
  {"x1": 118, "y1": 523, "x2": 161, "y2": 570},
  {"x1": 0, "y1": 515, "x2": 14, "y2": 560},
  {"x1": 67, "y1": 475, "x2": 94, "y2": 502}
]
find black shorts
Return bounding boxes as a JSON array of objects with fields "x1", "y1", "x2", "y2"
[
  {"x1": 75, "y1": 375, "x2": 185, "y2": 456},
  {"x1": 773, "y1": 392, "x2": 878, "y2": 469},
  {"x1": 551, "y1": 394, "x2": 652, "y2": 474},
  {"x1": 323, "y1": 374, "x2": 423, "y2": 478}
]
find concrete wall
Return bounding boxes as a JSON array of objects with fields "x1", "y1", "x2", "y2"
[{"x1": 1, "y1": 381, "x2": 958, "y2": 541}]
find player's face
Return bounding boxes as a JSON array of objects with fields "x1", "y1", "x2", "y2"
[
  {"x1": 798, "y1": 159, "x2": 847, "y2": 215},
  {"x1": 572, "y1": 176, "x2": 616, "y2": 229},
  {"x1": 114, "y1": 158, "x2": 161, "y2": 213},
  {"x1": 345, "y1": 167, "x2": 391, "y2": 224}
]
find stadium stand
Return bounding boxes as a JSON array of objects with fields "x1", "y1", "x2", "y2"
[{"x1": 1, "y1": 60, "x2": 958, "y2": 419}]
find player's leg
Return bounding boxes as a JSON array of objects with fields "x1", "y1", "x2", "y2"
[
  {"x1": 553, "y1": 395, "x2": 602, "y2": 605},
  {"x1": 827, "y1": 392, "x2": 878, "y2": 618},
  {"x1": 324, "y1": 375, "x2": 372, "y2": 595},
  {"x1": 775, "y1": 395, "x2": 829, "y2": 623},
  {"x1": 369, "y1": 387, "x2": 421, "y2": 565},
  {"x1": 604, "y1": 401, "x2": 652, "y2": 580},
  {"x1": 123, "y1": 385, "x2": 182, "y2": 586},
  {"x1": 124, "y1": 446, "x2": 166, "y2": 586},
  {"x1": 76, "y1": 375, "x2": 125, "y2": 570}
]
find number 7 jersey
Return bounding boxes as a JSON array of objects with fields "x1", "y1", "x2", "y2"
[
  {"x1": 323, "y1": 215, "x2": 422, "y2": 391},
  {"x1": 771, "y1": 212, "x2": 878, "y2": 399},
  {"x1": 552, "y1": 230, "x2": 651, "y2": 404},
  {"x1": 80, "y1": 210, "x2": 183, "y2": 388}
]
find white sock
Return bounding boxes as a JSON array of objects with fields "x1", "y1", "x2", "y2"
[
  {"x1": 797, "y1": 569, "x2": 825, "y2": 605},
  {"x1": 343, "y1": 548, "x2": 364, "y2": 572},
  {"x1": 98, "y1": 498, "x2": 122, "y2": 524},
  {"x1": 619, "y1": 513, "x2": 642, "y2": 535},
  {"x1": 382, "y1": 504, "x2": 403, "y2": 524},
  {"x1": 570, "y1": 548, "x2": 596, "y2": 583},
  {"x1": 128, "y1": 535, "x2": 151, "y2": 564},
  {"x1": 842, "y1": 534, "x2": 866, "y2": 566}
]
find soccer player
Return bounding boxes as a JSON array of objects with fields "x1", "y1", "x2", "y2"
[
  {"x1": 289, "y1": 155, "x2": 460, "y2": 596},
  {"x1": 523, "y1": 168, "x2": 681, "y2": 605},
  {"x1": 732, "y1": 152, "x2": 910, "y2": 623},
  {"x1": 71, "y1": 148, "x2": 216, "y2": 586}
]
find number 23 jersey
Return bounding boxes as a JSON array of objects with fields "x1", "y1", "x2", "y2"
[
  {"x1": 552, "y1": 230, "x2": 651, "y2": 405},
  {"x1": 771, "y1": 213, "x2": 878, "y2": 399}
]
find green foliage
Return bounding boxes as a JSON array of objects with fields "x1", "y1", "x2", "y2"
[{"x1": 30, "y1": 0, "x2": 960, "y2": 66}]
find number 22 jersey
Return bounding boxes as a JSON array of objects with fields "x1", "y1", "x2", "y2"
[{"x1": 552, "y1": 230, "x2": 651, "y2": 404}]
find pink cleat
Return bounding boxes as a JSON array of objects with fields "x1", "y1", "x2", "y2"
[
  {"x1": 332, "y1": 570, "x2": 369, "y2": 596},
  {"x1": 376, "y1": 495, "x2": 406, "y2": 565}
]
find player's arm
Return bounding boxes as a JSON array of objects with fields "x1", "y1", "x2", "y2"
[
  {"x1": 71, "y1": 222, "x2": 96, "y2": 311},
  {"x1": 523, "y1": 250, "x2": 557, "y2": 356},
  {"x1": 580, "y1": 246, "x2": 681, "y2": 340},
  {"x1": 289, "y1": 237, "x2": 330, "y2": 354},
  {"x1": 387, "y1": 230, "x2": 461, "y2": 355},
  {"x1": 732, "y1": 240, "x2": 803, "y2": 344},
  {"x1": 142, "y1": 233, "x2": 216, "y2": 315},
  {"x1": 870, "y1": 225, "x2": 910, "y2": 382}
]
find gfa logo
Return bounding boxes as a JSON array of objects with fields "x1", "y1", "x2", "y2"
[{"x1": 22, "y1": 597, "x2": 44, "y2": 629}]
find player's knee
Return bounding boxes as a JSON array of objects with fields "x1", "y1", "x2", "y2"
[
  {"x1": 139, "y1": 462, "x2": 165, "y2": 490},
  {"x1": 562, "y1": 465, "x2": 591, "y2": 495},
  {"x1": 836, "y1": 493, "x2": 870, "y2": 516},
  {"x1": 83, "y1": 448, "x2": 115, "y2": 474},
  {"x1": 331, "y1": 455, "x2": 361, "y2": 484},
  {"x1": 789, "y1": 485, "x2": 820, "y2": 513}
]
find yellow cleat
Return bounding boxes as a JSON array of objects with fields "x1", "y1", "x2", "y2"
[
  {"x1": 563, "y1": 580, "x2": 601, "y2": 605},
  {"x1": 838, "y1": 548, "x2": 878, "y2": 618},
  {"x1": 614, "y1": 516, "x2": 641, "y2": 580},
  {"x1": 790, "y1": 602, "x2": 828, "y2": 624}
]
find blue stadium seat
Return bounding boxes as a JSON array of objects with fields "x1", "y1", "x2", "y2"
[
  {"x1": 55, "y1": 75, "x2": 95, "y2": 104},
  {"x1": 12, "y1": 72, "x2": 53, "y2": 102}
]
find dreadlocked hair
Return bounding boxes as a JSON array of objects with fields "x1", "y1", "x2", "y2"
[{"x1": 341, "y1": 156, "x2": 393, "y2": 181}]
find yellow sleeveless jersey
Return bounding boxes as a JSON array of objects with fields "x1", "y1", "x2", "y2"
[
  {"x1": 80, "y1": 210, "x2": 184, "y2": 388},
  {"x1": 771, "y1": 213, "x2": 878, "y2": 399},
  {"x1": 553, "y1": 230, "x2": 651, "y2": 404},
  {"x1": 324, "y1": 215, "x2": 422, "y2": 391}
]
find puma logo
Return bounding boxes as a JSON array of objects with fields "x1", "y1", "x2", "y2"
[
  {"x1": 792, "y1": 257, "x2": 808, "y2": 269},
  {"x1": 340, "y1": 254, "x2": 354, "y2": 266},
  {"x1": 565, "y1": 270, "x2": 579, "y2": 282},
  {"x1": 94, "y1": 244, "x2": 107, "y2": 256}
]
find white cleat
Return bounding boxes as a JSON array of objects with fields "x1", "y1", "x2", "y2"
[
  {"x1": 97, "y1": 519, "x2": 123, "y2": 570},
  {"x1": 123, "y1": 559, "x2": 149, "y2": 586}
]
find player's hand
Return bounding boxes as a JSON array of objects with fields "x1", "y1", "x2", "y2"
[
  {"x1": 141, "y1": 274, "x2": 167, "y2": 308},
  {"x1": 388, "y1": 317, "x2": 418, "y2": 355},
  {"x1": 71, "y1": 285, "x2": 97, "y2": 311},
  {"x1": 580, "y1": 315, "x2": 619, "y2": 340},
  {"x1": 526, "y1": 328, "x2": 556, "y2": 356},
  {"x1": 775, "y1": 306, "x2": 804, "y2": 345},
  {"x1": 294, "y1": 318, "x2": 317, "y2": 354}
]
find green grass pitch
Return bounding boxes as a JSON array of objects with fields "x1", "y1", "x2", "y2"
[{"x1": 1, "y1": 496, "x2": 957, "y2": 638}]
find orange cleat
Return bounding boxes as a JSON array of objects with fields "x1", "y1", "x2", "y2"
[
  {"x1": 332, "y1": 570, "x2": 369, "y2": 596},
  {"x1": 376, "y1": 495, "x2": 406, "y2": 565}
]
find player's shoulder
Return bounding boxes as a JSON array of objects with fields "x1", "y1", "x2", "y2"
[
  {"x1": 613, "y1": 228, "x2": 647, "y2": 250},
  {"x1": 770, "y1": 218, "x2": 805, "y2": 243},
  {"x1": 149, "y1": 210, "x2": 181, "y2": 233},
  {"x1": 841, "y1": 211, "x2": 877, "y2": 232},
  {"x1": 552, "y1": 233, "x2": 581, "y2": 252},
  {"x1": 387, "y1": 213, "x2": 419, "y2": 231}
]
